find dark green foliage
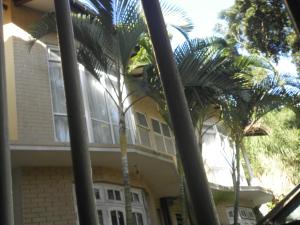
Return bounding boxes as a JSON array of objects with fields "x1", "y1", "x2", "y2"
[{"x1": 221, "y1": 0, "x2": 300, "y2": 69}]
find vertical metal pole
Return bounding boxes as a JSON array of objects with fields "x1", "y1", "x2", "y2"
[
  {"x1": 54, "y1": 1, "x2": 98, "y2": 225},
  {"x1": 141, "y1": 1, "x2": 220, "y2": 225},
  {"x1": 0, "y1": 1, "x2": 14, "y2": 225}
]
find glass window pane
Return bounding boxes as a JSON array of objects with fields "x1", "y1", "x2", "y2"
[
  {"x1": 240, "y1": 209, "x2": 247, "y2": 219},
  {"x1": 48, "y1": 48, "x2": 61, "y2": 61},
  {"x1": 154, "y1": 134, "x2": 165, "y2": 152},
  {"x1": 113, "y1": 125, "x2": 120, "y2": 144},
  {"x1": 94, "y1": 188, "x2": 100, "y2": 200},
  {"x1": 165, "y1": 138, "x2": 175, "y2": 154},
  {"x1": 126, "y1": 128, "x2": 132, "y2": 144},
  {"x1": 106, "y1": 78, "x2": 119, "y2": 124},
  {"x1": 97, "y1": 210, "x2": 104, "y2": 225},
  {"x1": 115, "y1": 190, "x2": 121, "y2": 201},
  {"x1": 118, "y1": 211, "x2": 125, "y2": 225},
  {"x1": 133, "y1": 193, "x2": 140, "y2": 203},
  {"x1": 176, "y1": 214, "x2": 183, "y2": 225},
  {"x1": 132, "y1": 213, "x2": 138, "y2": 225},
  {"x1": 86, "y1": 74, "x2": 109, "y2": 122},
  {"x1": 54, "y1": 116, "x2": 69, "y2": 142},
  {"x1": 111, "y1": 211, "x2": 118, "y2": 225},
  {"x1": 161, "y1": 123, "x2": 171, "y2": 137},
  {"x1": 136, "y1": 112, "x2": 148, "y2": 127},
  {"x1": 114, "y1": 125, "x2": 132, "y2": 145},
  {"x1": 92, "y1": 120, "x2": 112, "y2": 144},
  {"x1": 137, "y1": 213, "x2": 144, "y2": 225},
  {"x1": 248, "y1": 210, "x2": 255, "y2": 220},
  {"x1": 138, "y1": 127, "x2": 151, "y2": 147},
  {"x1": 151, "y1": 119, "x2": 161, "y2": 134},
  {"x1": 108, "y1": 190, "x2": 114, "y2": 200},
  {"x1": 49, "y1": 62, "x2": 67, "y2": 114},
  {"x1": 107, "y1": 95, "x2": 119, "y2": 124}
]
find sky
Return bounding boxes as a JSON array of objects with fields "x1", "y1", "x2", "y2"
[{"x1": 169, "y1": 0, "x2": 298, "y2": 76}]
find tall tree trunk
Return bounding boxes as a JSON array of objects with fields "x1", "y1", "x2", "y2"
[
  {"x1": 233, "y1": 140, "x2": 241, "y2": 225},
  {"x1": 241, "y1": 143, "x2": 254, "y2": 186},
  {"x1": 119, "y1": 110, "x2": 133, "y2": 225},
  {"x1": 177, "y1": 159, "x2": 188, "y2": 225},
  {"x1": 141, "y1": 1, "x2": 220, "y2": 225}
]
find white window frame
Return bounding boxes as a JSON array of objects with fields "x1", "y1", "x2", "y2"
[
  {"x1": 135, "y1": 111, "x2": 152, "y2": 148},
  {"x1": 47, "y1": 45, "x2": 69, "y2": 142},
  {"x1": 150, "y1": 117, "x2": 175, "y2": 154},
  {"x1": 132, "y1": 209, "x2": 146, "y2": 225},
  {"x1": 74, "y1": 183, "x2": 148, "y2": 225},
  {"x1": 108, "y1": 207, "x2": 126, "y2": 225},
  {"x1": 47, "y1": 46, "x2": 135, "y2": 144},
  {"x1": 226, "y1": 207, "x2": 256, "y2": 225},
  {"x1": 105, "y1": 188, "x2": 123, "y2": 202}
]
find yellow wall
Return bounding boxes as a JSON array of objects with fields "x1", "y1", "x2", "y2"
[
  {"x1": 3, "y1": 0, "x2": 17, "y2": 140},
  {"x1": 133, "y1": 97, "x2": 165, "y2": 121},
  {"x1": 20, "y1": 166, "x2": 161, "y2": 225},
  {"x1": 4, "y1": 2, "x2": 58, "y2": 142}
]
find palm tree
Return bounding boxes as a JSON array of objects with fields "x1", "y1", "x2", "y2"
[
  {"x1": 220, "y1": 72, "x2": 298, "y2": 225},
  {"x1": 129, "y1": 36, "x2": 277, "y2": 225},
  {"x1": 30, "y1": 1, "x2": 193, "y2": 225},
  {"x1": 132, "y1": 37, "x2": 274, "y2": 150}
]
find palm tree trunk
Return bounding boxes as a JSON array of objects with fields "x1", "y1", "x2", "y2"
[
  {"x1": 233, "y1": 140, "x2": 241, "y2": 225},
  {"x1": 119, "y1": 110, "x2": 133, "y2": 225},
  {"x1": 180, "y1": 176, "x2": 188, "y2": 225},
  {"x1": 178, "y1": 160, "x2": 188, "y2": 225},
  {"x1": 241, "y1": 143, "x2": 254, "y2": 185}
]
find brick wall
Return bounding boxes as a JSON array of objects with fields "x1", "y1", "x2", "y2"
[
  {"x1": 13, "y1": 36, "x2": 57, "y2": 145},
  {"x1": 20, "y1": 167, "x2": 159, "y2": 225},
  {"x1": 21, "y1": 168, "x2": 76, "y2": 225}
]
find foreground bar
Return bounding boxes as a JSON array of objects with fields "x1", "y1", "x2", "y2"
[
  {"x1": 140, "y1": 1, "x2": 220, "y2": 225},
  {"x1": 0, "y1": 1, "x2": 14, "y2": 225},
  {"x1": 54, "y1": 1, "x2": 98, "y2": 225},
  {"x1": 284, "y1": 0, "x2": 300, "y2": 37}
]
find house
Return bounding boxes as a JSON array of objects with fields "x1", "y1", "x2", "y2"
[{"x1": 3, "y1": 0, "x2": 273, "y2": 225}]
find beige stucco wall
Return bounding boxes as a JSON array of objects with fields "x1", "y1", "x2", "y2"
[
  {"x1": 12, "y1": 35, "x2": 57, "y2": 145},
  {"x1": 5, "y1": 2, "x2": 61, "y2": 145},
  {"x1": 1, "y1": 2, "x2": 59, "y2": 144},
  {"x1": 19, "y1": 167, "x2": 160, "y2": 225},
  {"x1": 133, "y1": 97, "x2": 164, "y2": 122}
]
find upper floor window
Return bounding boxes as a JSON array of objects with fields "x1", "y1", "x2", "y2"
[
  {"x1": 48, "y1": 48, "x2": 69, "y2": 142},
  {"x1": 151, "y1": 118, "x2": 175, "y2": 154},
  {"x1": 134, "y1": 111, "x2": 175, "y2": 154},
  {"x1": 47, "y1": 46, "x2": 133, "y2": 144},
  {"x1": 135, "y1": 112, "x2": 151, "y2": 148}
]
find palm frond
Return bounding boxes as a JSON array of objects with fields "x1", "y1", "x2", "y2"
[
  {"x1": 116, "y1": 13, "x2": 146, "y2": 69},
  {"x1": 160, "y1": 0, "x2": 194, "y2": 33},
  {"x1": 28, "y1": 12, "x2": 57, "y2": 48}
]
